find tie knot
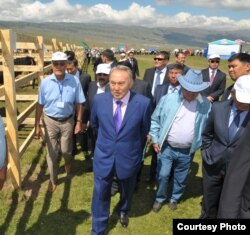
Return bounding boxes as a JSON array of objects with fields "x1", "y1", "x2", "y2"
[{"x1": 116, "y1": 100, "x2": 123, "y2": 106}]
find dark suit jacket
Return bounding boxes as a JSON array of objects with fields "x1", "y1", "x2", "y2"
[
  {"x1": 201, "y1": 68, "x2": 226, "y2": 101},
  {"x1": 90, "y1": 91, "x2": 152, "y2": 179},
  {"x1": 218, "y1": 121, "x2": 250, "y2": 218},
  {"x1": 154, "y1": 83, "x2": 170, "y2": 106},
  {"x1": 201, "y1": 100, "x2": 250, "y2": 170},
  {"x1": 79, "y1": 71, "x2": 91, "y2": 98},
  {"x1": 143, "y1": 67, "x2": 168, "y2": 90},
  {"x1": 128, "y1": 58, "x2": 139, "y2": 79},
  {"x1": 221, "y1": 84, "x2": 234, "y2": 101},
  {"x1": 131, "y1": 79, "x2": 152, "y2": 101}
]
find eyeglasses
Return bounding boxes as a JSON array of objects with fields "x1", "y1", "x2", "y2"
[
  {"x1": 154, "y1": 58, "x2": 165, "y2": 61},
  {"x1": 53, "y1": 61, "x2": 66, "y2": 66},
  {"x1": 210, "y1": 60, "x2": 220, "y2": 64}
]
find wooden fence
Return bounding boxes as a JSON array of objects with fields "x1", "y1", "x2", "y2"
[{"x1": 0, "y1": 29, "x2": 79, "y2": 188}]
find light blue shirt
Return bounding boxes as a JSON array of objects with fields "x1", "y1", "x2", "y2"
[
  {"x1": 0, "y1": 116, "x2": 6, "y2": 169},
  {"x1": 38, "y1": 73, "x2": 85, "y2": 118}
]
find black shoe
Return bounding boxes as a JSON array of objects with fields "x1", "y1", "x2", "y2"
[
  {"x1": 152, "y1": 201, "x2": 162, "y2": 212},
  {"x1": 120, "y1": 213, "x2": 129, "y2": 228},
  {"x1": 168, "y1": 202, "x2": 177, "y2": 210}
]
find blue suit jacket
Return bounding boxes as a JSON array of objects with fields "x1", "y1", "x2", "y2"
[{"x1": 91, "y1": 91, "x2": 152, "y2": 179}]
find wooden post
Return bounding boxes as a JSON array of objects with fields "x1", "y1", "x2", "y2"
[
  {"x1": 34, "y1": 36, "x2": 44, "y2": 82},
  {"x1": 0, "y1": 29, "x2": 21, "y2": 188},
  {"x1": 52, "y1": 38, "x2": 57, "y2": 52}
]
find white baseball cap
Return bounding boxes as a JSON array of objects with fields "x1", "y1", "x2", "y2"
[
  {"x1": 208, "y1": 54, "x2": 220, "y2": 60},
  {"x1": 234, "y1": 74, "x2": 250, "y2": 103},
  {"x1": 52, "y1": 51, "x2": 68, "y2": 61},
  {"x1": 96, "y1": 63, "x2": 111, "y2": 74}
]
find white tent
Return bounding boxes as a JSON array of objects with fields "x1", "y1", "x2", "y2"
[{"x1": 207, "y1": 39, "x2": 241, "y2": 60}]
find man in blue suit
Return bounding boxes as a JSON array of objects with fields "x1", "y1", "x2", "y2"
[{"x1": 90, "y1": 65, "x2": 152, "y2": 235}]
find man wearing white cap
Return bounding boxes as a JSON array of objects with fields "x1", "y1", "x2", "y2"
[
  {"x1": 201, "y1": 74, "x2": 250, "y2": 218},
  {"x1": 84, "y1": 63, "x2": 111, "y2": 164},
  {"x1": 201, "y1": 54, "x2": 226, "y2": 102},
  {"x1": 150, "y1": 69, "x2": 211, "y2": 212},
  {"x1": 35, "y1": 51, "x2": 85, "y2": 192}
]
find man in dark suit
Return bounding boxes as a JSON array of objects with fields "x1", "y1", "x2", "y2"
[
  {"x1": 218, "y1": 78, "x2": 250, "y2": 218},
  {"x1": 168, "y1": 51, "x2": 190, "y2": 75},
  {"x1": 143, "y1": 50, "x2": 170, "y2": 97},
  {"x1": 201, "y1": 54, "x2": 226, "y2": 102},
  {"x1": 67, "y1": 58, "x2": 91, "y2": 156},
  {"x1": 85, "y1": 63, "x2": 111, "y2": 156},
  {"x1": 90, "y1": 65, "x2": 151, "y2": 234},
  {"x1": 221, "y1": 53, "x2": 250, "y2": 101},
  {"x1": 200, "y1": 74, "x2": 250, "y2": 219},
  {"x1": 127, "y1": 51, "x2": 139, "y2": 80},
  {"x1": 154, "y1": 63, "x2": 184, "y2": 106}
]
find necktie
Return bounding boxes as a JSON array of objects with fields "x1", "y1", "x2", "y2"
[
  {"x1": 154, "y1": 70, "x2": 162, "y2": 95},
  {"x1": 228, "y1": 110, "x2": 241, "y2": 141},
  {"x1": 114, "y1": 100, "x2": 123, "y2": 133},
  {"x1": 210, "y1": 70, "x2": 215, "y2": 85}
]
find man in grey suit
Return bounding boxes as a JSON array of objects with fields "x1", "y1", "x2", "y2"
[
  {"x1": 201, "y1": 54, "x2": 226, "y2": 103},
  {"x1": 218, "y1": 76, "x2": 250, "y2": 218},
  {"x1": 200, "y1": 74, "x2": 250, "y2": 218}
]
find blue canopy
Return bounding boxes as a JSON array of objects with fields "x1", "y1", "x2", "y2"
[{"x1": 209, "y1": 39, "x2": 239, "y2": 45}]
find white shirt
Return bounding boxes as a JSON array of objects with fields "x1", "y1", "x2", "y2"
[
  {"x1": 151, "y1": 67, "x2": 167, "y2": 96},
  {"x1": 167, "y1": 99, "x2": 197, "y2": 149},
  {"x1": 167, "y1": 84, "x2": 181, "y2": 94}
]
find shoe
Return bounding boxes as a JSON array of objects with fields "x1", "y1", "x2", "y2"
[
  {"x1": 120, "y1": 213, "x2": 129, "y2": 228},
  {"x1": 83, "y1": 151, "x2": 91, "y2": 160},
  {"x1": 168, "y1": 202, "x2": 177, "y2": 210},
  {"x1": 47, "y1": 181, "x2": 57, "y2": 192},
  {"x1": 152, "y1": 201, "x2": 162, "y2": 212},
  {"x1": 64, "y1": 163, "x2": 71, "y2": 175}
]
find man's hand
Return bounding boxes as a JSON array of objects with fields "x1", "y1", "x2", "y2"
[
  {"x1": 153, "y1": 143, "x2": 161, "y2": 153},
  {"x1": 74, "y1": 122, "x2": 82, "y2": 134},
  {"x1": 207, "y1": 96, "x2": 214, "y2": 103}
]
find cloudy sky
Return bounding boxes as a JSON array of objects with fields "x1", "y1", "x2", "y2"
[{"x1": 1, "y1": 0, "x2": 250, "y2": 30}]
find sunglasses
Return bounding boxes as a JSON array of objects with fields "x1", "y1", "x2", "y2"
[
  {"x1": 154, "y1": 58, "x2": 165, "y2": 61},
  {"x1": 210, "y1": 60, "x2": 220, "y2": 63},
  {"x1": 53, "y1": 61, "x2": 66, "y2": 66}
]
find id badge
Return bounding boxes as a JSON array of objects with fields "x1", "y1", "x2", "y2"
[{"x1": 57, "y1": 101, "x2": 65, "y2": 108}]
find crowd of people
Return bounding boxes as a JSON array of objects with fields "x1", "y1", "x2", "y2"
[{"x1": 1, "y1": 49, "x2": 250, "y2": 235}]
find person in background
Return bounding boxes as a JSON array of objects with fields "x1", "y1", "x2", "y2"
[
  {"x1": 168, "y1": 51, "x2": 190, "y2": 75},
  {"x1": 150, "y1": 70, "x2": 211, "y2": 212},
  {"x1": 90, "y1": 65, "x2": 151, "y2": 234},
  {"x1": 127, "y1": 51, "x2": 140, "y2": 80},
  {"x1": 221, "y1": 53, "x2": 250, "y2": 101},
  {"x1": 201, "y1": 54, "x2": 226, "y2": 103},
  {"x1": 67, "y1": 58, "x2": 91, "y2": 157},
  {"x1": 0, "y1": 115, "x2": 6, "y2": 190},
  {"x1": 35, "y1": 51, "x2": 85, "y2": 192},
  {"x1": 119, "y1": 52, "x2": 127, "y2": 62},
  {"x1": 200, "y1": 74, "x2": 250, "y2": 219}
]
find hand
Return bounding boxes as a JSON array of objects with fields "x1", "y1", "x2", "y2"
[
  {"x1": 207, "y1": 96, "x2": 214, "y2": 103},
  {"x1": 35, "y1": 124, "x2": 42, "y2": 139},
  {"x1": 153, "y1": 143, "x2": 161, "y2": 153},
  {"x1": 74, "y1": 122, "x2": 82, "y2": 134},
  {"x1": 146, "y1": 135, "x2": 151, "y2": 143}
]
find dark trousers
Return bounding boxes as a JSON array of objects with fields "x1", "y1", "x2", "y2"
[
  {"x1": 201, "y1": 163, "x2": 226, "y2": 219},
  {"x1": 91, "y1": 168, "x2": 137, "y2": 235}
]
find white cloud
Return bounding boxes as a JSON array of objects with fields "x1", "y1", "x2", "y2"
[
  {"x1": 0, "y1": 0, "x2": 250, "y2": 29},
  {"x1": 156, "y1": 0, "x2": 250, "y2": 9}
]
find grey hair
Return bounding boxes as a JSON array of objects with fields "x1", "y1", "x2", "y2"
[{"x1": 110, "y1": 65, "x2": 133, "y2": 81}]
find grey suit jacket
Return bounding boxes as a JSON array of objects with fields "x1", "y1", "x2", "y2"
[
  {"x1": 218, "y1": 120, "x2": 250, "y2": 218},
  {"x1": 201, "y1": 68, "x2": 226, "y2": 101},
  {"x1": 201, "y1": 100, "x2": 250, "y2": 170}
]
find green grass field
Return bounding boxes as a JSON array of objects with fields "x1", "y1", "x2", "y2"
[{"x1": 0, "y1": 54, "x2": 232, "y2": 235}]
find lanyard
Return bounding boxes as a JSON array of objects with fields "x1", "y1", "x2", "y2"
[{"x1": 57, "y1": 81, "x2": 64, "y2": 101}]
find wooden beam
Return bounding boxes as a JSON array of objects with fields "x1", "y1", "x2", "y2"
[
  {"x1": 19, "y1": 128, "x2": 35, "y2": 158},
  {"x1": 17, "y1": 100, "x2": 37, "y2": 127},
  {"x1": 15, "y1": 71, "x2": 38, "y2": 89},
  {"x1": 0, "y1": 29, "x2": 21, "y2": 188}
]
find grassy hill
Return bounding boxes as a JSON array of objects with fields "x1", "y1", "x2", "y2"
[{"x1": 1, "y1": 21, "x2": 250, "y2": 50}]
